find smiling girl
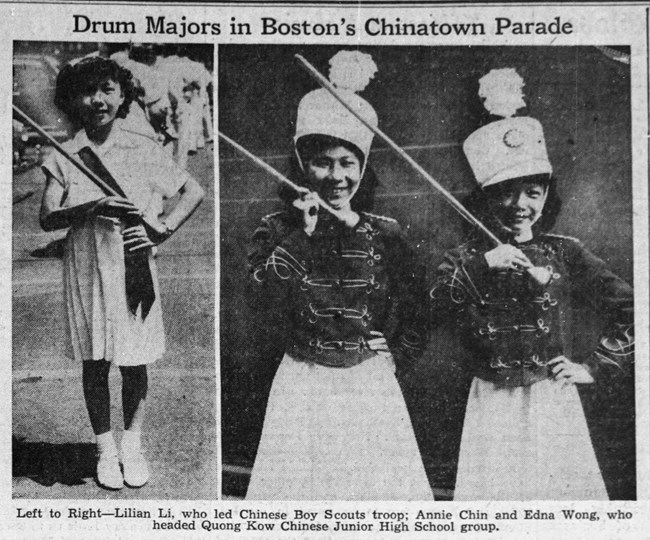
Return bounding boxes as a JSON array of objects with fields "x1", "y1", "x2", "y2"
[
  {"x1": 429, "y1": 69, "x2": 634, "y2": 500},
  {"x1": 40, "y1": 57, "x2": 204, "y2": 490},
  {"x1": 245, "y1": 52, "x2": 433, "y2": 500}
]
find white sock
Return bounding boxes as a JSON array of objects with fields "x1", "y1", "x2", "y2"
[
  {"x1": 96, "y1": 432, "x2": 118, "y2": 456},
  {"x1": 121, "y1": 429, "x2": 142, "y2": 454}
]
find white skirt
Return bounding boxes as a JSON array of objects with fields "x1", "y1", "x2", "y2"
[
  {"x1": 455, "y1": 376, "x2": 608, "y2": 500},
  {"x1": 247, "y1": 353, "x2": 434, "y2": 500},
  {"x1": 63, "y1": 219, "x2": 165, "y2": 366}
]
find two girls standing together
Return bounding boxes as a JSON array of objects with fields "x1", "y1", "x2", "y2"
[{"x1": 247, "y1": 53, "x2": 634, "y2": 500}]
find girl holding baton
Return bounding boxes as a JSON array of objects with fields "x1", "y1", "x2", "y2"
[
  {"x1": 246, "y1": 51, "x2": 433, "y2": 500},
  {"x1": 429, "y1": 69, "x2": 634, "y2": 500},
  {"x1": 39, "y1": 57, "x2": 204, "y2": 490}
]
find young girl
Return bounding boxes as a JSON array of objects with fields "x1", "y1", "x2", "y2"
[
  {"x1": 40, "y1": 57, "x2": 204, "y2": 490},
  {"x1": 246, "y1": 51, "x2": 433, "y2": 500},
  {"x1": 429, "y1": 69, "x2": 634, "y2": 500}
]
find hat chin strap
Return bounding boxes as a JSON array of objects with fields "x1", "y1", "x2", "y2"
[{"x1": 295, "y1": 146, "x2": 305, "y2": 174}]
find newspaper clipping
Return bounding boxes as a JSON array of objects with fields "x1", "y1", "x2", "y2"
[{"x1": 1, "y1": 1, "x2": 649, "y2": 539}]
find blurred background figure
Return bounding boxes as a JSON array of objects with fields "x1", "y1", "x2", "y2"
[
  {"x1": 157, "y1": 45, "x2": 213, "y2": 169},
  {"x1": 110, "y1": 43, "x2": 172, "y2": 142}
]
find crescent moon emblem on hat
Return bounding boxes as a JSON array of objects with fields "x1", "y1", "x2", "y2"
[{"x1": 503, "y1": 128, "x2": 525, "y2": 148}]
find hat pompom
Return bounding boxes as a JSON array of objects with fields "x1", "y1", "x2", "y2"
[
  {"x1": 478, "y1": 68, "x2": 526, "y2": 118},
  {"x1": 328, "y1": 51, "x2": 377, "y2": 93}
]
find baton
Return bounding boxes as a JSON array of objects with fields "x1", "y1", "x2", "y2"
[
  {"x1": 13, "y1": 104, "x2": 164, "y2": 236},
  {"x1": 294, "y1": 54, "x2": 502, "y2": 247},
  {"x1": 13, "y1": 104, "x2": 121, "y2": 198},
  {"x1": 219, "y1": 131, "x2": 343, "y2": 219}
]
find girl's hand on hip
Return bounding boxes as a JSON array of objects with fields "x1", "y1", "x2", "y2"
[
  {"x1": 367, "y1": 331, "x2": 390, "y2": 352},
  {"x1": 293, "y1": 191, "x2": 319, "y2": 236},
  {"x1": 549, "y1": 356, "x2": 595, "y2": 386},
  {"x1": 123, "y1": 224, "x2": 155, "y2": 252},
  {"x1": 90, "y1": 196, "x2": 141, "y2": 219},
  {"x1": 484, "y1": 244, "x2": 533, "y2": 271},
  {"x1": 142, "y1": 218, "x2": 174, "y2": 245}
]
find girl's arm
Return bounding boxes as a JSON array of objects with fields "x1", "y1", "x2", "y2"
[
  {"x1": 247, "y1": 212, "x2": 308, "y2": 280},
  {"x1": 385, "y1": 224, "x2": 428, "y2": 367},
  {"x1": 158, "y1": 177, "x2": 205, "y2": 234},
  {"x1": 246, "y1": 213, "x2": 304, "y2": 357},
  {"x1": 40, "y1": 172, "x2": 139, "y2": 232},
  {"x1": 125, "y1": 177, "x2": 205, "y2": 252},
  {"x1": 565, "y1": 239, "x2": 634, "y2": 378},
  {"x1": 429, "y1": 245, "x2": 486, "y2": 327},
  {"x1": 428, "y1": 242, "x2": 532, "y2": 322}
]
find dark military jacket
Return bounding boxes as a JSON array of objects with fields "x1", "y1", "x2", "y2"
[
  {"x1": 248, "y1": 210, "x2": 427, "y2": 368},
  {"x1": 429, "y1": 234, "x2": 634, "y2": 386}
]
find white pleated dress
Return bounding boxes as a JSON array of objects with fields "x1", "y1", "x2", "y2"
[
  {"x1": 247, "y1": 352, "x2": 434, "y2": 501},
  {"x1": 454, "y1": 377, "x2": 608, "y2": 500},
  {"x1": 42, "y1": 123, "x2": 190, "y2": 366}
]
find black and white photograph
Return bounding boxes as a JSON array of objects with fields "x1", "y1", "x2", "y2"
[
  {"x1": 12, "y1": 41, "x2": 216, "y2": 499},
  {"x1": 220, "y1": 44, "x2": 635, "y2": 501},
  {"x1": 1, "y1": 1, "x2": 649, "y2": 539}
]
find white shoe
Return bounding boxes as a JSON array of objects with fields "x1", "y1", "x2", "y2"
[
  {"x1": 121, "y1": 430, "x2": 150, "y2": 488},
  {"x1": 96, "y1": 452, "x2": 124, "y2": 490},
  {"x1": 122, "y1": 449, "x2": 150, "y2": 488}
]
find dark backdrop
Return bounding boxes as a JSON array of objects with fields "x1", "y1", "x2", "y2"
[{"x1": 219, "y1": 45, "x2": 634, "y2": 499}]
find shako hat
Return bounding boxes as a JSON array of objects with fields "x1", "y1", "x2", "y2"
[
  {"x1": 463, "y1": 68, "x2": 552, "y2": 188},
  {"x1": 294, "y1": 51, "x2": 378, "y2": 173}
]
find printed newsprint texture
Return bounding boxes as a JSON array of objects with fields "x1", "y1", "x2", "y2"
[{"x1": 1, "y1": 1, "x2": 649, "y2": 539}]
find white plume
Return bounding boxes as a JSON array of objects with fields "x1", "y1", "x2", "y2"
[
  {"x1": 328, "y1": 51, "x2": 377, "y2": 93},
  {"x1": 479, "y1": 68, "x2": 526, "y2": 118}
]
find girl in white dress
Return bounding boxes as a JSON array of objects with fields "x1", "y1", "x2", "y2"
[{"x1": 40, "y1": 57, "x2": 204, "y2": 490}]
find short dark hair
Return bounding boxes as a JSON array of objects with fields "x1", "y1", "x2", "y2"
[
  {"x1": 279, "y1": 134, "x2": 379, "y2": 215},
  {"x1": 295, "y1": 134, "x2": 366, "y2": 171},
  {"x1": 54, "y1": 57, "x2": 137, "y2": 127},
  {"x1": 462, "y1": 174, "x2": 563, "y2": 241}
]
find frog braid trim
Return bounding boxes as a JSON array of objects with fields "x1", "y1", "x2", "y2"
[
  {"x1": 263, "y1": 246, "x2": 308, "y2": 281},
  {"x1": 430, "y1": 264, "x2": 484, "y2": 306},
  {"x1": 593, "y1": 324, "x2": 634, "y2": 369}
]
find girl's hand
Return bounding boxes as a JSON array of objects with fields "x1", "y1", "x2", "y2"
[
  {"x1": 122, "y1": 224, "x2": 155, "y2": 252},
  {"x1": 293, "y1": 191, "x2": 319, "y2": 236},
  {"x1": 367, "y1": 330, "x2": 390, "y2": 352},
  {"x1": 90, "y1": 196, "x2": 141, "y2": 219},
  {"x1": 549, "y1": 356, "x2": 595, "y2": 386},
  {"x1": 332, "y1": 207, "x2": 360, "y2": 228},
  {"x1": 368, "y1": 331, "x2": 395, "y2": 368},
  {"x1": 484, "y1": 244, "x2": 533, "y2": 271},
  {"x1": 143, "y1": 219, "x2": 174, "y2": 245}
]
